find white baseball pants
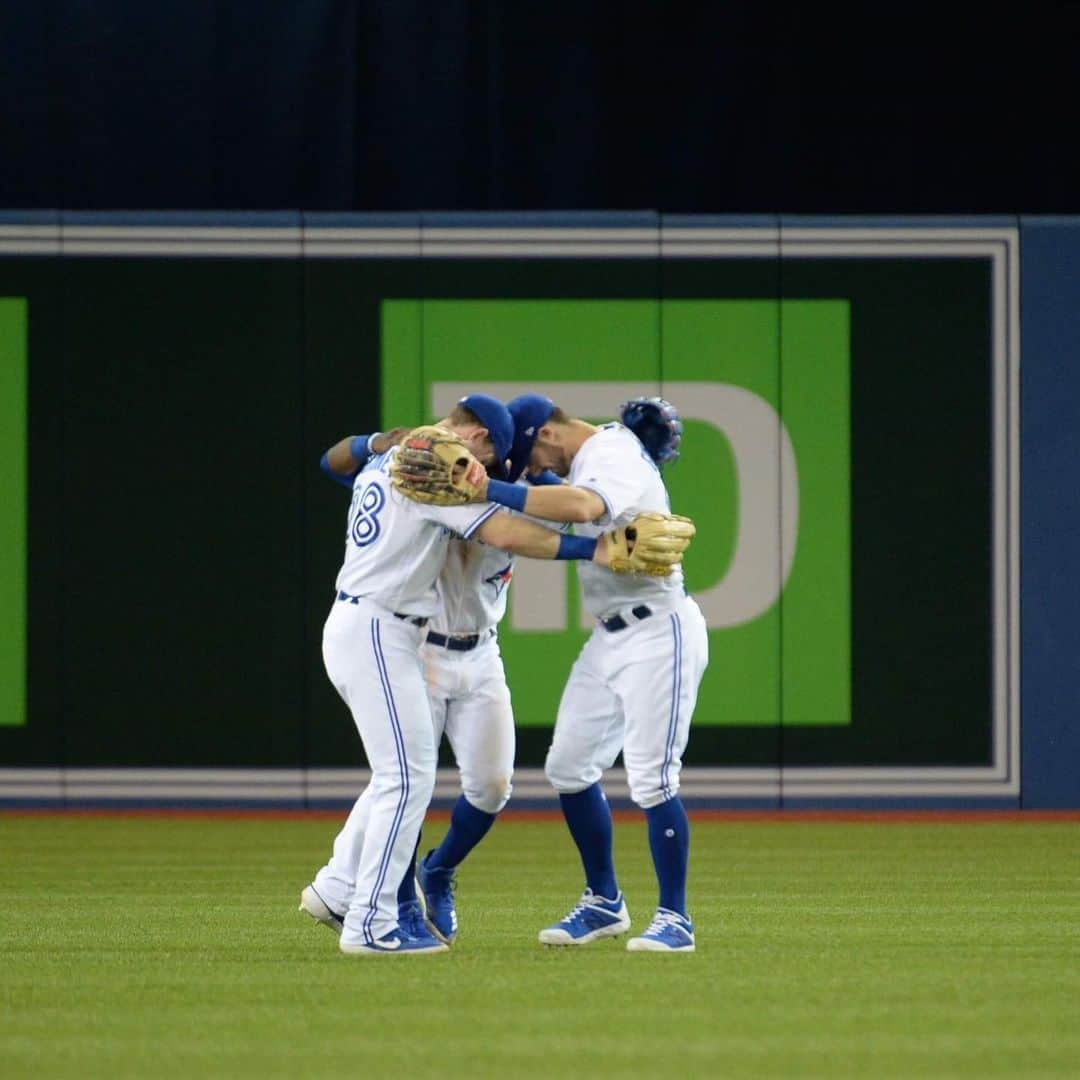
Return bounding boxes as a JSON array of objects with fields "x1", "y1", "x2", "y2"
[
  {"x1": 422, "y1": 632, "x2": 515, "y2": 814},
  {"x1": 313, "y1": 597, "x2": 437, "y2": 946},
  {"x1": 545, "y1": 594, "x2": 709, "y2": 808}
]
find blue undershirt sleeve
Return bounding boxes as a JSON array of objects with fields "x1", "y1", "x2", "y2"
[
  {"x1": 319, "y1": 433, "x2": 377, "y2": 490},
  {"x1": 527, "y1": 469, "x2": 564, "y2": 486},
  {"x1": 320, "y1": 452, "x2": 358, "y2": 489}
]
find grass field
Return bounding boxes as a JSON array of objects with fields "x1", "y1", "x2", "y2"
[{"x1": 1, "y1": 813, "x2": 1078, "y2": 1078}]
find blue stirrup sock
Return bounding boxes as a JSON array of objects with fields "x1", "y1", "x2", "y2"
[
  {"x1": 559, "y1": 783, "x2": 619, "y2": 900},
  {"x1": 425, "y1": 796, "x2": 497, "y2": 871},
  {"x1": 645, "y1": 795, "x2": 690, "y2": 917}
]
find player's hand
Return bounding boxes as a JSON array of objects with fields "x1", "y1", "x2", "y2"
[
  {"x1": 370, "y1": 426, "x2": 411, "y2": 454},
  {"x1": 606, "y1": 512, "x2": 696, "y2": 576}
]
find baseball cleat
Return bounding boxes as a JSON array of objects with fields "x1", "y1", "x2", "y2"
[
  {"x1": 398, "y1": 898, "x2": 449, "y2": 950},
  {"x1": 625, "y1": 907, "x2": 696, "y2": 952},
  {"x1": 339, "y1": 925, "x2": 450, "y2": 956},
  {"x1": 416, "y1": 851, "x2": 458, "y2": 943},
  {"x1": 538, "y1": 889, "x2": 631, "y2": 946},
  {"x1": 299, "y1": 885, "x2": 344, "y2": 936}
]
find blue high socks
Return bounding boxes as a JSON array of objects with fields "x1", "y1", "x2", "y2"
[
  {"x1": 559, "y1": 783, "x2": 618, "y2": 899},
  {"x1": 426, "y1": 795, "x2": 497, "y2": 870},
  {"x1": 644, "y1": 795, "x2": 690, "y2": 916}
]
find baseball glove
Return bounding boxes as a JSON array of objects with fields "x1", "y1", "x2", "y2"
[
  {"x1": 607, "y1": 512, "x2": 696, "y2": 576},
  {"x1": 389, "y1": 425, "x2": 488, "y2": 506}
]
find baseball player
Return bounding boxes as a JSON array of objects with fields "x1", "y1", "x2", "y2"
[
  {"x1": 312, "y1": 397, "x2": 563, "y2": 944},
  {"x1": 299, "y1": 394, "x2": 621, "y2": 956},
  {"x1": 395, "y1": 395, "x2": 706, "y2": 952}
]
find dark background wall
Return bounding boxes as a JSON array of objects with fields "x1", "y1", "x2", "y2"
[
  {"x1": 3, "y1": 218, "x2": 1072, "y2": 812},
  {"x1": 0, "y1": 226, "x2": 1007, "y2": 779},
  {"x1": 3, "y1": 4, "x2": 1080, "y2": 214}
]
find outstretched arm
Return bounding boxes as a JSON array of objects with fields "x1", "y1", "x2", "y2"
[
  {"x1": 479, "y1": 480, "x2": 606, "y2": 524},
  {"x1": 475, "y1": 512, "x2": 608, "y2": 565}
]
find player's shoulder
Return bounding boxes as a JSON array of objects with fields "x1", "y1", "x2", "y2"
[
  {"x1": 581, "y1": 422, "x2": 635, "y2": 456},
  {"x1": 581, "y1": 423, "x2": 656, "y2": 470},
  {"x1": 597, "y1": 421, "x2": 630, "y2": 440},
  {"x1": 361, "y1": 445, "x2": 397, "y2": 476}
]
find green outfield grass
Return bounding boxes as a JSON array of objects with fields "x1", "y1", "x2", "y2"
[{"x1": 1, "y1": 814, "x2": 1078, "y2": 1078}]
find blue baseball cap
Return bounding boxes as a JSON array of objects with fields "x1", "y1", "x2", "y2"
[
  {"x1": 506, "y1": 393, "x2": 556, "y2": 481},
  {"x1": 458, "y1": 393, "x2": 514, "y2": 478}
]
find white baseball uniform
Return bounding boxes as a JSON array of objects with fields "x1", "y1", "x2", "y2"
[
  {"x1": 422, "y1": 538, "x2": 518, "y2": 815},
  {"x1": 544, "y1": 424, "x2": 710, "y2": 808},
  {"x1": 311, "y1": 447, "x2": 501, "y2": 947}
]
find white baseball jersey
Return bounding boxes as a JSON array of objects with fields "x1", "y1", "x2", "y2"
[
  {"x1": 334, "y1": 448, "x2": 500, "y2": 616},
  {"x1": 430, "y1": 480, "x2": 563, "y2": 634},
  {"x1": 569, "y1": 423, "x2": 685, "y2": 618},
  {"x1": 429, "y1": 539, "x2": 515, "y2": 635}
]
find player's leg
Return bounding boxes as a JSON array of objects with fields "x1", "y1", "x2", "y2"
[
  {"x1": 438, "y1": 646, "x2": 515, "y2": 852},
  {"x1": 395, "y1": 649, "x2": 452, "y2": 938},
  {"x1": 301, "y1": 610, "x2": 378, "y2": 932},
  {"x1": 302, "y1": 785, "x2": 374, "y2": 932},
  {"x1": 615, "y1": 597, "x2": 709, "y2": 952},
  {"x1": 539, "y1": 639, "x2": 630, "y2": 945},
  {"x1": 305, "y1": 613, "x2": 436, "y2": 934},
  {"x1": 395, "y1": 680, "x2": 448, "y2": 901},
  {"x1": 546, "y1": 641, "x2": 626, "y2": 897},
  {"x1": 323, "y1": 607, "x2": 446, "y2": 955},
  {"x1": 419, "y1": 645, "x2": 516, "y2": 941}
]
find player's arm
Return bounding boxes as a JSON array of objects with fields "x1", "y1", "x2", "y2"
[
  {"x1": 475, "y1": 512, "x2": 609, "y2": 565},
  {"x1": 320, "y1": 428, "x2": 410, "y2": 488},
  {"x1": 479, "y1": 480, "x2": 606, "y2": 524}
]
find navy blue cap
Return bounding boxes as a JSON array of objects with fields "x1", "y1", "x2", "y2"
[
  {"x1": 458, "y1": 393, "x2": 515, "y2": 478},
  {"x1": 506, "y1": 394, "x2": 557, "y2": 481}
]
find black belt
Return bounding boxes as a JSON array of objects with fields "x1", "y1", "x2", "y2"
[
  {"x1": 425, "y1": 629, "x2": 492, "y2": 652},
  {"x1": 600, "y1": 604, "x2": 653, "y2": 632},
  {"x1": 337, "y1": 591, "x2": 429, "y2": 628}
]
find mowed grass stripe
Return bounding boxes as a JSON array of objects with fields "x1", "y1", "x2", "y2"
[{"x1": 1, "y1": 817, "x2": 1077, "y2": 1078}]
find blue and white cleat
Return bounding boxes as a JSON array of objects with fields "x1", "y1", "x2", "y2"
[
  {"x1": 625, "y1": 907, "x2": 696, "y2": 952},
  {"x1": 339, "y1": 921, "x2": 450, "y2": 956},
  {"x1": 538, "y1": 889, "x2": 631, "y2": 946},
  {"x1": 298, "y1": 885, "x2": 344, "y2": 936},
  {"x1": 417, "y1": 851, "x2": 458, "y2": 944},
  {"x1": 397, "y1": 898, "x2": 449, "y2": 950}
]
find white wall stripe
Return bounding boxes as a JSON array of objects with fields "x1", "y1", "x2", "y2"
[{"x1": 0, "y1": 766, "x2": 1020, "y2": 803}]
